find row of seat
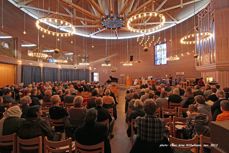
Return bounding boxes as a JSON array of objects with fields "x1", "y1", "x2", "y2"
[{"x1": 0, "y1": 133, "x2": 105, "y2": 153}]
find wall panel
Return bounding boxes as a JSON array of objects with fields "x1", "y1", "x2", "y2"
[{"x1": 0, "y1": 63, "x2": 15, "y2": 87}]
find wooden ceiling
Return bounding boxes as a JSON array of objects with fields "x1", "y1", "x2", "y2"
[{"x1": 0, "y1": 0, "x2": 207, "y2": 66}]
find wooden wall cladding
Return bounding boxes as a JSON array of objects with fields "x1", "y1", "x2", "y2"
[{"x1": 0, "y1": 63, "x2": 15, "y2": 87}]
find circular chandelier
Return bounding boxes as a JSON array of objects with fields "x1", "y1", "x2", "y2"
[
  {"x1": 36, "y1": 17, "x2": 75, "y2": 37},
  {"x1": 127, "y1": 12, "x2": 166, "y2": 33},
  {"x1": 28, "y1": 50, "x2": 49, "y2": 59},
  {"x1": 180, "y1": 32, "x2": 213, "y2": 45}
]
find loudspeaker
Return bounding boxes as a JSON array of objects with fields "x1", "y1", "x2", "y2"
[{"x1": 130, "y1": 55, "x2": 133, "y2": 61}]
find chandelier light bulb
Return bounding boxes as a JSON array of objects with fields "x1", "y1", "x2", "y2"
[{"x1": 23, "y1": 31, "x2": 26, "y2": 35}]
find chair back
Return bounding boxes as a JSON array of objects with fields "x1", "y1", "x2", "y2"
[
  {"x1": 177, "y1": 107, "x2": 188, "y2": 117},
  {"x1": 161, "y1": 108, "x2": 177, "y2": 118},
  {"x1": 169, "y1": 103, "x2": 181, "y2": 109},
  {"x1": 162, "y1": 116, "x2": 172, "y2": 136},
  {"x1": 169, "y1": 135, "x2": 199, "y2": 153},
  {"x1": 199, "y1": 134, "x2": 211, "y2": 153},
  {"x1": 50, "y1": 118, "x2": 65, "y2": 128},
  {"x1": 172, "y1": 116, "x2": 187, "y2": 137},
  {"x1": 0, "y1": 133, "x2": 16, "y2": 153},
  {"x1": 44, "y1": 136, "x2": 73, "y2": 153},
  {"x1": 17, "y1": 136, "x2": 42, "y2": 153},
  {"x1": 75, "y1": 141, "x2": 104, "y2": 153}
]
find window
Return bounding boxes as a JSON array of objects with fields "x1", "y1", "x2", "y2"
[
  {"x1": 154, "y1": 43, "x2": 167, "y2": 65},
  {"x1": 93, "y1": 72, "x2": 99, "y2": 82}
]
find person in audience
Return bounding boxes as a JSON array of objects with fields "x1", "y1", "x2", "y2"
[
  {"x1": 30, "y1": 88, "x2": 40, "y2": 106},
  {"x1": 195, "y1": 95, "x2": 212, "y2": 120},
  {"x1": 2, "y1": 89, "x2": 14, "y2": 106},
  {"x1": 168, "y1": 88, "x2": 182, "y2": 106},
  {"x1": 126, "y1": 99, "x2": 145, "y2": 123},
  {"x1": 75, "y1": 108, "x2": 111, "y2": 153},
  {"x1": 211, "y1": 90, "x2": 227, "y2": 121},
  {"x1": 49, "y1": 95, "x2": 68, "y2": 132},
  {"x1": 130, "y1": 99, "x2": 172, "y2": 153},
  {"x1": 155, "y1": 91, "x2": 168, "y2": 108},
  {"x1": 57, "y1": 89, "x2": 64, "y2": 102},
  {"x1": 0, "y1": 105, "x2": 23, "y2": 136},
  {"x1": 208, "y1": 87, "x2": 218, "y2": 102},
  {"x1": 63, "y1": 89, "x2": 75, "y2": 104},
  {"x1": 20, "y1": 96, "x2": 32, "y2": 118},
  {"x1": 140, "y1": 94, "x2": 149, "y2": 102},
  {"x1": 87, "y1": 89, "x2": 99, "y2": 109},
  {"x1": 102, "y1": 89, "x2": 116, "y2": 119},
  {"x1": 216, "y1": 100, "x2": 229, "y2": 121},
  {"x1": 181, "y1": 87, "x2": 195, "y2": 108},
  {"x1": 17, "y1": 105, "x2": 56, "y2": 140},
  {"x1": 185, "y1": 104, "x2": 210, "y2": 138},
  {"x1": 193, "y1": 85, "x2": 204, "y2": 96},
  {"x1": 49, "y1": 95, "x2": 68, "y2": 120},
  {"x1": 67, "y1": 96, "x2": 86, "y2": 136},
  {"x1": 95, "y1": 97, "x2": 114, "y2": 138},
  {"x1": 204, "y1": 90, "x2": 215, "y2": 106},
  {"x1": 95, "y1": 97, "x2": 112, "y2": 123},
  {"x1": 43, "y1": 89, "x2": 52, "y2": 105},
  {"x1": 126, "y1": 99, "x2": 145, "y2": 137}
]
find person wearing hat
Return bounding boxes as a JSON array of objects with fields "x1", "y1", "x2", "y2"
[{"x1": 0, "y1": 105, "x2": 24, "y2": 136}]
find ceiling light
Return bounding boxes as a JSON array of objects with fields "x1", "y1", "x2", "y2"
[
  {"x1": 64, "y1": 52, "x2": 74, "y2": 55},
  {"x1": 127, "y1": 12, "x2": 166, "y2": 34},
  {"x1": 78, "y1": 62, "x2": 90, "y2": 66},
  {"x1": 21, "y1": 44, "x2": 37, "y2": 47},
  {"x1": 101, "y1": 63, "x2": 111, "y2": 67},
  {"x1": 122, "y1": 62, "x2": 133, "y2": 66},
  {"x1": 180, "y1": 32, "x2": 213, "y2": 45},
  {"x1": 36, "y1": 17, "x2": 75, "y2": 37},
  {"x1": 0, "y1": 36, "x2": 13, "y2": 39},
  {"x1": 43, "y1": 49, "x2": 55, "y2": 53}
]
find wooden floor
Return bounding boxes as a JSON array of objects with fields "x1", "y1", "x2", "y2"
[{"x1": 110, "y1": 88, "x2": 132, "y2": 153}]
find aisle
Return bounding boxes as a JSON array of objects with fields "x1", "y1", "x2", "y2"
[{"x1": 110, "y1": 88, "x2": 132, "y2": 153}]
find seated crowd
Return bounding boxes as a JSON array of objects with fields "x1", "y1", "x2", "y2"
[
  {"x1": 125, "y1": 82, "x2": 229, "y2": 153},
  {"x1": 0, "y1": 79, "x2": 229, "y2": 153},
  {"x1": 0, "y1": 81, "x2": 118, "y2": 153}
]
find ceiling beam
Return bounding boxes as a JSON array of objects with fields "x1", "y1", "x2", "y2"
[
  {"x1": 19, "y1": 5, "x2": 97, "y2": 23},
  {"x1": 159, "y1": 0, "x2": 202, "y2": 13},
  {"x1": 85, "y1": 0, "x2": 104, "y2": 16},
  {"x1": 165, "y1": 12, "x2": 178, "y2": 22},
  {"x1": 90, "y1": 28, "x2": 107, "y2": 36},
  {"x1": 155, "y1": 0, "x2": 168, "y2": 11},
  {"x1": 60, "y1": 0, "x2": 100, "y2": 20},
  {"x1": 18, "y1": 0, "x2": 34, "y2": 5},
  {"x1": 127, "y1": 0, "x2": 154, "y2": 17},
  {"x1": 109, "y1": 0, "x2": 114, "y2": 15},
  {"x1": 120, "y1": 0, "x2": 132, "y2": 15}
]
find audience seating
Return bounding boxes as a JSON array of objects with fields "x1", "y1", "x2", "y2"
[
  {"x1": 169, "y1": 103, "x2": 181, "y2": 109},
  {"x1": 177, "y1": 107, "x2": 188, "y2": 117},
  {"x1": 0, "y1": 133, "x2": 16, "y2": 153},
  {"x1": 17, "y1": 136, "x2": 42, "y2": 153},
  {"x1": 75, "y1": 141, "x2": 104, "y2": 153},
  {"x1": 161, "y1": 108, "x2": 177, "y2": 118},
  {"x1": 169, "y1": 135, "x2": 199, "y2": 153},
  {"x1": 199, "y1": 134, "x2": 211, "y2": 153},
  {"x1": 172, "y1": 116, "x2": 187, "y2": 137},
  {"x1": 44, "y1": 136, "x2": 74, "y2": 153},
  {"x1": 162, "y1": 116, "x2": 172, "y2": 136}
]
